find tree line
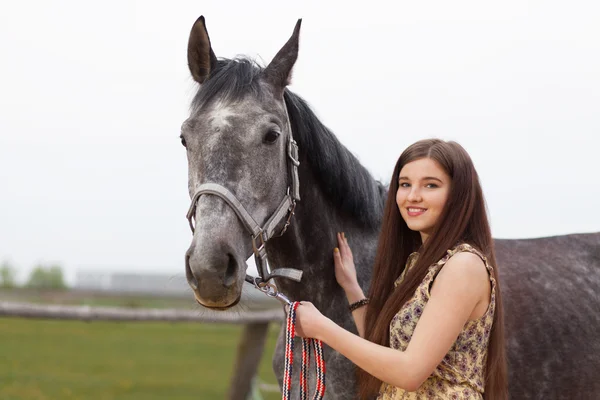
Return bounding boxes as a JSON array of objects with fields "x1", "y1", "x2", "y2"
[{"x1": 0, "y1": 261, "x2": 67, "y2": 289}]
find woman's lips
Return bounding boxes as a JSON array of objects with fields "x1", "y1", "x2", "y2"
[{"x1": 407, "y1": 207, "x2": 427, "y2": 217}]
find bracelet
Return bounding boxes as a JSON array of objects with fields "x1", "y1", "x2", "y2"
[{"x1": 349, "y1": 298, "x2": 369, "y2": 312}]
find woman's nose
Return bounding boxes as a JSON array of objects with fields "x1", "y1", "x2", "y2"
[{"x1": 407, "y1": 187, "x2": 422, "y2": 202}]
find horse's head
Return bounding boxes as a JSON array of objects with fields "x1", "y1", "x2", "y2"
[{"x1": 181, "y1": 16, "x2": 302, "y2": 309}]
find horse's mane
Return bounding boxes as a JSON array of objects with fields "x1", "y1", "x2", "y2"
[
  {"x1": 191, "y1": 57, "x2": 386, "y2": 230},
  {"x1": 283, "y1": 91, "x2": 386, "y2": 229}
]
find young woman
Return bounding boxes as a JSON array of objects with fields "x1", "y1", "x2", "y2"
[{"x1": 294, "y1": 139, "x2": 508, "y2": 399}]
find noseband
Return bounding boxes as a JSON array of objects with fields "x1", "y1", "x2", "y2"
[{"x1": 186, "y1": 101, "x2": 303, "y2": 287}]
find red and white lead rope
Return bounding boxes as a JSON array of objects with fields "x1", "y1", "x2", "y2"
[{"x1": 283, "y1": 301, "x2": 326, "y2": 400}]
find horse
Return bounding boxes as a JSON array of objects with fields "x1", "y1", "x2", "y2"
[{"x1": 181, "y1": 15, "x2": 600, "y2": 399}]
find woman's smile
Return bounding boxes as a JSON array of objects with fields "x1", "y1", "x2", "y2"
[{"x1": 407, "y1": 207, "x2": 427, "y2": 217}]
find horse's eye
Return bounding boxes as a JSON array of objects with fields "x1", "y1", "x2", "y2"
[
  {"x1": 264, "y1": 130, "x2": 280, "y2": 144},
  {"x1": 180, "y1": 134, "x2": 187, "y2": 148}
]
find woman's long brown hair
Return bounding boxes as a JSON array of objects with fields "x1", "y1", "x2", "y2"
[{"x1": 358, "y1": 139, "x2": 507, "y2": 399}]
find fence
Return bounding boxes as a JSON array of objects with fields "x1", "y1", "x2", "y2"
[{"x1": 0, "y1": 300, "x2": 285, "y2": 400}]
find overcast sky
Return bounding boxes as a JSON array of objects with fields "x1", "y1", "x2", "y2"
[{"x1": 1, "y1": 0, "x2": 599, "y2": 285}]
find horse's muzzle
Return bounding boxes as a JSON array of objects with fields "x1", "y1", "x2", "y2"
[{"x1": 185, "y1": 243, "x2": 244, "y2": 308}]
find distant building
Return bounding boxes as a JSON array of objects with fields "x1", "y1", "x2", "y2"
[
  {"x1": 109, "y1": 273, "x2": 188, "y2": 296},
  {"x1": 74, "y1": 270, "x2": 112, "y2": 291},
  {"x1": 75, "y1": 270, "x2": 188, "y2": 297}
]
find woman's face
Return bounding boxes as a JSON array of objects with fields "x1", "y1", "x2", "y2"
[{"x1": 396, "y1": 157, "x2": 451, "y2": 242}]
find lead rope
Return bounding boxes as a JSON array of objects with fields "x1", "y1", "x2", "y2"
[{"x1": 283, "y1": 302, "x2": 326, "y2": 400}]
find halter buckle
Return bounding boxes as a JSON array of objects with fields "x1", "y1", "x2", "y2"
[
  {"x1": 288, "y1": 139, "x2": 300, "y2": 166},
  {"x1": 251, "y1": 230, "x2": 266, "y2": 255},
  {"x1": 276, "y1": 199, "x2": 296, "y2": 238},
  {"x1": 253, "y1": 279, "x2": 292, "y2": 306}
]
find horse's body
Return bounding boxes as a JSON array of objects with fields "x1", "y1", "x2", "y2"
[
  {"x1": 182, "y1": 16, "x2": 600, "y2": 399},
  {"x1": 495, "y1": 233, "x2": 600, "y2": 398}
]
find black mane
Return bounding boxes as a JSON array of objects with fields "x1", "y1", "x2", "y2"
[
  {"x1": 191, "y1": 57, "x2": 386, "y2": 229},
  {"x1": 283, "y1": 91, "x2": 386, "y2": 229}
]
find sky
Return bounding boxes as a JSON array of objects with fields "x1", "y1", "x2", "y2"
[{"x1": 1, "y1": 0, "x2": 599, "y2": 285}]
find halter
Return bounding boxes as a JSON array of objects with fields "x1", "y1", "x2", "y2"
[
  {"x1": 185, "y1": 100, "x2": 327, "y2": 398},
  {"x1": 185, "y1": 100, "x2": 303, "y2": 286}
]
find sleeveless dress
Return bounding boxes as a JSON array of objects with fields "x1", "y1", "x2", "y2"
[{"x1": 376, "y1": 243, "x2": 497, "y2": 400}]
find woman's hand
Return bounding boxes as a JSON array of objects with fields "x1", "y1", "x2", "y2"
[
  {"x1": 334, "y1": 232, "x2": 359, "y2": 294},
  {"x1": 292, "y1": 301, "x2": 330, "y2": 340}
]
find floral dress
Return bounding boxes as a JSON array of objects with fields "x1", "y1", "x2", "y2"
[{"x1": 376, "y1": 243, "x2": 497, "y2": 400}]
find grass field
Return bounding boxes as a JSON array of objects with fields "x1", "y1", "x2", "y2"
[{"x1": 0, "y1": 317, "x2": 283, "y2": 400}]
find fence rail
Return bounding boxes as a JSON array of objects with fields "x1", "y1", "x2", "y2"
[{"x1": 0, "y1": 301, "x2": 284, "y2": 323}]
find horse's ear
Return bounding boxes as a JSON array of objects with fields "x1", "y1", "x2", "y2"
[
  {"x1": 263, "y1": 19, "x2": 302, "y2": 92},
  {"x1": 187, "y1": 15, "x2": 218, "y2": 84}
]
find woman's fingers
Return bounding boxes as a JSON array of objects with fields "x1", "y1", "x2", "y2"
[
  {"x1": 336, "y1": 233, "x2": 345, "y2": 259},
  {"x1": 339, "y1": 233, "x2": 352, "y2": 260},
  {"x1": 333, "y1": 247, "x2": 342, "y2": 267},
  {"x1": 335, "y1": 232, "x2": 354, "y2": 267}
]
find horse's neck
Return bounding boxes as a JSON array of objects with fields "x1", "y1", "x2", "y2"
[{"x1": 267, "y1": 162, "x2": 380, "y2": 318}]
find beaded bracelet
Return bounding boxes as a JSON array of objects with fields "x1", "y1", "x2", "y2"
[{"x1": 349, "y1": 298, "x2": 370, "y2": 312}]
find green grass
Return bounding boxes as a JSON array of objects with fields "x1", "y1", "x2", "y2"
[{"x1": 0, "y1": 317, "x2": 283, "y2": 400}]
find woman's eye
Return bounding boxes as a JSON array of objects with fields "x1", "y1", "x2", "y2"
[
  {"x1": 399, "y1": 182, "x2": 410, "y2": 188},
  {"x1": 180, "y1": 135, "x2": 187, "y2": 147},
  {"x1": 426, "y1": 184, "x2": 439, "y2": 188},
  {"x1": 264, "y1": 130, "x2": 280, "y2": 144}
]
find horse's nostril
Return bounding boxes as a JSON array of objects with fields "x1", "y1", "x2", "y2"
[
  {"x1": 224, "y1": 253, "x2": 238, "y2": 287},
  {"x1": 185, "y1": 254, "x2": 198, "y2": 290}
]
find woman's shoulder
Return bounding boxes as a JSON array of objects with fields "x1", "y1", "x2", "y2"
[
  {"x1": 448, "y1": 242, "x2": 487, "y2": 261},
  {"x1": 432, "y1": 244, "x2": 491, "y2": 299},
  {"x1": 428, "y1": 250, "x2": 490, "y2": 314},
  {"x1": 440, "y1": 243, "x2": 490, "y2": 275},
  {"x1": 444, "y1": 251, "x2": 487, "y2": 273}
]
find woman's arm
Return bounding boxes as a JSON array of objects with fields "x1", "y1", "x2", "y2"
[
  {"x1": 298, "y1": 252, "x2": 489, "y2": 391},
  {"x1": 333, "y1": 232, "x2": 367, "y2": 336}
]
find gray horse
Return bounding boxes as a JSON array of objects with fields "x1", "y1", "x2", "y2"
[{"x1": 181, "y1": 16, "x2": 600, "y2": 399}]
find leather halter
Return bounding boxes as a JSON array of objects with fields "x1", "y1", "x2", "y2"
[{"x1": 186, "y1": 102, "x2": 303, "y2": 286}]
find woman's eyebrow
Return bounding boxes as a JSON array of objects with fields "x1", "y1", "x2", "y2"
[
  {"x1": 423, "y1": 176, "x2": 443, "y2": 183},
  {"x1": 399, "y1": 176, "x2": 443, "y2": 183}
]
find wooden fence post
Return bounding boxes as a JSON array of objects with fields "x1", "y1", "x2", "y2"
[{"x1": 228, "y1": 322, "x2": 273, "y2": 400}]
